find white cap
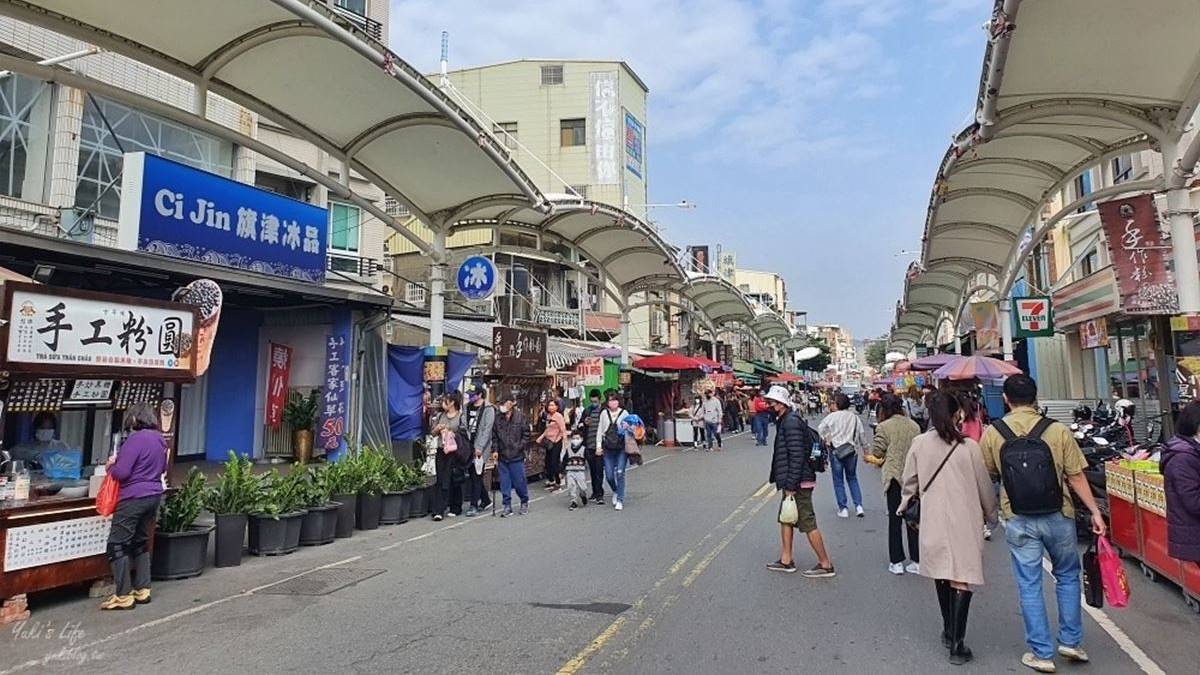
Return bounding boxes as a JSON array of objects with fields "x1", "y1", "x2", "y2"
[{"x1": 764, "y1": 385, "x2": 792, "y2": 407}]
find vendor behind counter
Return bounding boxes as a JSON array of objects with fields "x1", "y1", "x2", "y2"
[{"x1": 6, "y1": 412, "x2": 70, "y2": 465}]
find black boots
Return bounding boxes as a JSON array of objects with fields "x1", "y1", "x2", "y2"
[
  {"x1": 935, "y1": 580, "x2": 953, "y2": 648},
  {"x1": 948, "y1": 588, "x2": 974, "y2": 665}
]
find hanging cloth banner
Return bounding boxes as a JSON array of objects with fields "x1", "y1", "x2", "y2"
[
  {"x1": 970, "y1": 301, "x2": 1001, "y2": 354},
  {"x1": 387, "y1": 345, "x2": 425, "y2": 442},
  {"x1": 1099, "y1": 193, "x2": 1179, "y2": 315},
  {"x1": 265, "y1": 342, "x2": 292, "y2": 429},
  {"x1": 1012, "y1": 296, "x2": 1054, "y2": 338}
]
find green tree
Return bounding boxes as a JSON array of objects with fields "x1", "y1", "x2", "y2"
[
  {"x1": 865, "y1": 340, "x2": 887, "y2": 370},
  {"x1": 796, "y1": 338, "x2": 831, "y2": 373}
]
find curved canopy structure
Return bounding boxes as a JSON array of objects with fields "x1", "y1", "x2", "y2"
[
  {"x1": 2, "y1": 0, "x2": 546, "y2": 231},
  {"x1": 892, "y1": 0, "x2": 1200, "y2": 350}
]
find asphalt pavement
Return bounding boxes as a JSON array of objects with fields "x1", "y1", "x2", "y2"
[{"x1": 2, "y1": 420, "x2": 1198, "y2": 674}]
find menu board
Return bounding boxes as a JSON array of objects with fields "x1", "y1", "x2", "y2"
[
  {"x1": 6, "y1": 379, "x2": 67, "y2": 413},
  {"x1": 4, "y1": 516, "x2": 112, "y2": 572},
  {"x1": 113, "y1": 380, "x2": 163, "y2": 410},
  {"x1": 491, "y1": 327, "x2": 547, "y2": 375}
]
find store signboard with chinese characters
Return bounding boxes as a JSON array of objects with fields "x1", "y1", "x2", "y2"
[
  {"x1": 265, "y1": 343, "x2": 292, "y2": 429},
  {"x1": 589, "y1": 72, "x2": 619, "y2": 185},
  {"x1": 117, "y1": 152, "x2": 328, "y2": 282},
  {"x1": 1099, "y1": 194, "x2": 1179, "y2": 315},
  {"x1": 491, "y1": 327, "x2": 547, "y2": 375},
  {"x1": 1012, "y1": 296, "x2": 1054, "y2": 338},
  {"x1": 577, "y1": 357, "x2": 604, "y2": 386},
  {"x1": 624, "y1": 110, "x2": 644, "y2": 179},
  {"x1": 2, "y1": 282, "x2": 197, "y2": 379}
]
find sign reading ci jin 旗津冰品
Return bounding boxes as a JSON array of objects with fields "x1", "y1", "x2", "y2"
[
  {"x1": 3, "y1": 282, "x2": 197, "y2": 377},
  {"x1": 117, "y1": 152, "x2": 328, "y2": 282},
  {"x1": 1012, "y1": 296, "x2": 1054, "y2": 338}
]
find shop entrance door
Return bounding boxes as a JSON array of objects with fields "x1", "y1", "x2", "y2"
[{"x1": 177, "y1": 373, "x2": 208, "y2": 458}]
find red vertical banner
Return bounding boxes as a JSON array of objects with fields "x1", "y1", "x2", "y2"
[
  {"x1": 1100, "y1": 194, "x2": 1179, "y2": 314},
  {"x1": 266, "y1": 342, "x2": 292, "y2": 429}
]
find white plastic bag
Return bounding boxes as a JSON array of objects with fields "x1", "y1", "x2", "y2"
[{"x1": 778, "y1": 494, "x2": 799, "y2": 525}]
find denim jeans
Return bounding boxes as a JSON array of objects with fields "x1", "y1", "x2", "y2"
[
  {"x1": 753, "y1": 412, "x2": 771, "y2": 445},
  {"x1": 704, "y1": 421, "x2": 722, "y2": 448},
  {"x1": 1004, "y1": 513, "x2": 1083, "y2": 659},
  {"x1": 829, "y1": 447, "x2": 863, "y2": 509},
  {"x1": 497, "y1": 459, "x2": 529, "y2": 508},
  {"x1": 603, "y1": 450, "x2": 628, "y2": 502}
]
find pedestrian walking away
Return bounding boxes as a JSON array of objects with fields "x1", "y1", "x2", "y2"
[
  {"x1": 764, "y1": 385, "x2": 834, "y2": 578},
  {"x1": 1161, "y1": 401, "x2": 1200, "y2": 564},
  {"x1": 978, "y1": 374, "x2": 1106, "y2": 673},
  {"x1": 898, "y1": 392, "x2": 998, "y2": 665},
  {"x1": 904, "y1": 386, "x2": 929, "y2": 433},
  {"x1": 464, "y1": 384, "x2": 495, "y2": 517},
  {"x1": 596, "y1": 391, "x2": 632, "y2": 510},
  {"x1": 101, "y1": 403, "x2": 166, "y2": 611},
  {"x1": 818, "y1": 393, "x2": 868, "y2": 518},
  {"x1": 702, "y1": 389, "x2": 723, "y2": 450},
  {"x1": 492, "y1": 394, "x2": 531, "y2": 517},
  {"x1": 752, "y1": 389, "x2": 772, "y2": 446},
  {"x1": 864, "y1": 393, "x2": 922, "y2": 574}
]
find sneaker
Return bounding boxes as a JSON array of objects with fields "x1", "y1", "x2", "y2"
[
  {"x1": 905, "y1": 561, "x2": 920, "y2": 575},
  {"x1": 855, "y1": 505, "x2": 864, "y2": 517},
  {"x1": 465, "y1": 507, "x2": 478, "y2": 518},
  {"x1": 1057, "y1": 646, "x2": 1089, "y2": 663},
  {"x1": 614, "y1": 500, "x2": 624, "y2": 511},
  {"x1": 99, "y1": 594, "x2": 135, "y2": 611},
  {"x1": 432, "y1": 514, "x2": 444, "y2": 522},
  {"x1": 500, "y1": 506, "x2": 514, "y2": 518},
  {"x1": 446, "y1": 512, "x2": 457, "y2": 518},
  {"x1": 569, "y1": 501, "x2": 578, "y2": 511},
  {"x1": 888, "y1": 562, "x2": 905, "y2": 575},
  {"x1": 1021, "y1": 653, "x2": 1056, "y2": 673},
  {"x1": 130, "y1": 588, "x2": 151, "y2": 605},
  {"x1": 837, "y1": 508, "x2": 849, "y2": 518},
  {"x1": 766, "y1": 560, "x2": 797, "y2": 573},
  {"x1": 518, "y1": 503, "x2": 529, "y2": 516},
  {"x1": 593, "y1": 496, "x2": 605, "y2": 505},
  {"x1": 984, "y1": 525, "x2": 993, "y2": 541},
  {"x1": 800, "y1": 565, "x2": 836, "y2": 578}
]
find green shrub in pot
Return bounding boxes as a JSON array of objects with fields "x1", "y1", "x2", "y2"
[
  {"x1": 205, "y1": 451, "x2": 258, "y2": 567},
  {"x1": 159, "y1": 467, "x2": 207, "y2": 533},
  {"x1": 152, "y1": 467, "x2": 214, "y2": 580}
]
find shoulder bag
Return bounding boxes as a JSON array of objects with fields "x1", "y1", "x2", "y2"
[{"x1": 902, "y1": 441, "x2": 959, "y2": 532}]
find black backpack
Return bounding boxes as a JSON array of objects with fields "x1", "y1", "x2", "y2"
[
  {"x1": 602, "y1": 410, "x2": 624, "y2": 453},
  {"x1": 994, "y1": 417, "x2": 1062, "y2": 515}
]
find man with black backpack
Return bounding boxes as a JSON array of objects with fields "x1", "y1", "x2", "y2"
[{"x1": 979, "y1": 375, "x2": 1106, "y2": 674}]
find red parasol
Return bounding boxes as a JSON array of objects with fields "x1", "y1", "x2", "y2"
[
  {"x1": 769, "y1": 372, "x2": 803, "y2": 383},
  {"x1": 632, "y1": 354, "x2": 710, "y2": 371}
]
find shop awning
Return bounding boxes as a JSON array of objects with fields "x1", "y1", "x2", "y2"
[
  {"x1": 747, "y1": 359, "x2": 783, "y2": 375},
  {"x1": 632, "y1": 354, "x2": 709, "y2": 371},
  {"x1": 734, "y1": 370, "x2": 761, "y2": 385},
  {"x1": 892, "y1": 0, "x2": 1200, "y2": 350},
  {"x1": 390, "y1": 314, "x2": 592, "y2": 370},
  {"x1": 4, "y1": 0, "x2": 546, "y2": 235}
]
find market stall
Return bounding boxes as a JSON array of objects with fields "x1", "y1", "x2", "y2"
[
  {"x1": 0, "y1": 282, "x2": 198, "y2": 618},
  {"x1": 1106, "y1": 460, "x2": 1200, "y2": 613},
  {"x1": 489, "y1": 326, "x2": 551, "y2": 478}
]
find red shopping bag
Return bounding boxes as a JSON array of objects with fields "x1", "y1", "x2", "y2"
[
  {"x1": 95, "y1": 474, "x2": 120, "y2": 516},
  {"x1": 1097, "y1": 536, "x2": 1130, "y2": 608}
]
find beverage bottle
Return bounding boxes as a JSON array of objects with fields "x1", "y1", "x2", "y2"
[{"x1": 13, "y1": 465, "x2": 30, "y2": 501}]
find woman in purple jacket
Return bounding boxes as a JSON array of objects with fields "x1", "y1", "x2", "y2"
[
  {"x1": 1162, "y1": 402, "x2": 1200, "y2": 564},
  {"x1": 100, "y1": 403, "x2": 167, "y2": 610}
]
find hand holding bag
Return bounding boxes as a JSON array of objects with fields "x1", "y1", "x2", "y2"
[
  {"x1": 1082, "y1": 535, "x2": 1104, "y2": 608},
  {"x1": 778, "y1": 494, "x2": 799, "y2": 525},
  {"x1": 440, "y1": 428, "x2": 458, "y2": 455},
  {"x1": 1097, "y1": 535, "x2": 1130, "y2": 608},
  {"x1": 96, "y1": 473, "x2": 120, "y2": 517},
  {"x1": 902, "y1": 442, "x2": 958, "y2": 532}
]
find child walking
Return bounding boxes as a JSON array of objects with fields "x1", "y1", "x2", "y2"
[{"x1": 562, "y1": 433, "x2": 590, "y2": 510}]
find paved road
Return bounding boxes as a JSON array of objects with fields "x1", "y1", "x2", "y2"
[{"x1": 3, "y1": 423, "x2": 1198, "y2": 674}]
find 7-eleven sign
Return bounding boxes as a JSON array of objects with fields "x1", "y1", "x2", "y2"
[{"x1": 1013, "y1": 296, "x2": 1054, "y2": 338}]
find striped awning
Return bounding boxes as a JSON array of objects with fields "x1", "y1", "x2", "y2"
[{"x1": 1053, "y1": 267, "x2": 1119, "y2": 327}]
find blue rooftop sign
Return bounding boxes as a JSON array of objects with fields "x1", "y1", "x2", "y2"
[{"x1": 117, "y1": 152, "x2": 328, "y2": 282}]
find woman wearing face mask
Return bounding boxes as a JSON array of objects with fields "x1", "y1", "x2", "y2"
[
  {"x1": 595, "y1": 391, "x2": 631, "y2": 511},
  {"x1": 430, "y1": 392, "x2": 466, "y2": 521},
  {"x1": 690, "y1": 396, "x2": 706, "y2": 450},
  {"x1": 10, "y1": 412, "x2": 69, "y2": 465},
  {"x1": 535, "y1": 399, "x2": 567, "y2": 493}
]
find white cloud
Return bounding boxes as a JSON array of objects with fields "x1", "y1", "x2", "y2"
[{"x1": 388, "y1": 0, "x2": 904, "y2": 167}]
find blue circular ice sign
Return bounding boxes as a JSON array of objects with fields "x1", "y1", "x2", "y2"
[{"x1": 456, "y1": 255, "x2": 497, "y2": 301}]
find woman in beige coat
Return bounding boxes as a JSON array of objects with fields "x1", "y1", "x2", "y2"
[{"x1": 898, "y1": 391, "x2": 997, "y2": 666}]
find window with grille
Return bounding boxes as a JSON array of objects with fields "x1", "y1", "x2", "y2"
[
  {"x1": 0, "y1": 74, "x2": 49, "y2": 200},
  {"x1": 493, "y1": 122, "x2": 518, "y2": 149},
  {"x1": 560, "y1": 118, "x2": 586, "y2": 147},
  {"x1": 405, "y1": 282, "x2": 427, "y2": 305},
  {"x1": 1111, "y1": 155, "x2": 1133, "y2": 184},
  {"x1": 1073, "y1": 171, "x2": 1094, "y2": 213},
  {"x1": 384, "y1": 195, "x2": 409, "y2": 217},
  {"x1": 568, "y1": 185, "x2": 588, "y2": 199},
  {"x1": 540, "y1": 65, "x2": 564, "y2": 86}
]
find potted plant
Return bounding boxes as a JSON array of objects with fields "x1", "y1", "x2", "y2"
[
  {"x1": 247, "y1": 469, "x2": 306, "y2": 555},
  {"x1": 379, "y1": 454, "x2": 407, "y2": 525},
  {"x1": 355, "y1": 447, "x2": 388, "y2": 530},
  {"x1": 283, "y1": 389, "x2": 320, "y2": 464},
  {"x1": 326, "y1": 457, "x2": 360, "y2": 539},
  {"x1": 151, "y1": 467, "x2": 213, "y2": 580},
  {"x1": 298, "y1": 464, "x2": 341, "y2": 546},
  {"x1": 204, "y1": 451, "x2": 259, "y2": 568},
  {"x1": 408, "y1": 461, "x2": 432, "y2": 518}
]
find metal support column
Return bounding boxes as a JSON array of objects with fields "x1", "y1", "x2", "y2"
[
  {"x1": 999, "y1": 299, "x2": 1014, "y2": 362},
  {"x1": 619, "y1": 300, "x2": 631, "y2": 367},
  {"x1": 429, "y1": 226, "x2": 448, "y2": 347},
  {"x1": 1163, "y1": 137, "x2": 1200, "y2": 313}
]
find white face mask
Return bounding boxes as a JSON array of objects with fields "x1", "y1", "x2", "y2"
[
  {"x1": 570, "y1": 437, "x2": 583, "y2": 449},
  {"x1": 35, "y1": 429, "x2": 55, "y2": 442}
]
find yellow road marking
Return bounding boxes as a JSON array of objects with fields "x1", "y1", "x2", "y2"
[
  {"x1": 557, "y1": 617, "x2": 628, "y2": 675},
  {"x1": 753, "y1": 481, "x2": 774, "y2": 498},
  {"x1": 682, "y1": 494, "x2": 773, "y2": 588}
]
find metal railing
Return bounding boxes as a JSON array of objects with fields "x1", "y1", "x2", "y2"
[
  {"x1": 328, "y1": 2, "x2": 383, "y2": 41},
  {"x1": 327, "y1": 252, "x2": 382, "y2": 278}
]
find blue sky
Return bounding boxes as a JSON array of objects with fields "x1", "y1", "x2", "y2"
[{"x1": 390, "y1": 0, "x2": 990, "y2": 339}]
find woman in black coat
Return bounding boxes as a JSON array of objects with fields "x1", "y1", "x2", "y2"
[{"x1": 765, "y1": 386, "x2": 836, "y2": 577}]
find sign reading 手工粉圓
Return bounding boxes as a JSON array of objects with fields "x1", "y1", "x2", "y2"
[
  {"x1": 3, "y1": 282, "x2": 197, "y2": 377},
  {"x1": 118, "y1": 152, "x2": 328, "y2": 283}
]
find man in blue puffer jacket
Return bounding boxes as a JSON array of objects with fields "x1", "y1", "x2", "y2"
[{"x1": 766, "y1": 385, "x2": 835, "y2": 578}]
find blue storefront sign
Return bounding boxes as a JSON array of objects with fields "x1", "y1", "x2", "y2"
[
  {"x1": 456, "y1": 255, "x2": 497, "y2": 300},
  {"x1": 117, "y1": 152, "x2": 328, "y2": 282}
]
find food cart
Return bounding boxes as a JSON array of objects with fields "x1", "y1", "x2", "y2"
[
  {"x1": 1106, "y1": 460, "x2": 1200, "y2": 613},
  {"x1": 0, "y1": 282, "x2": 197, "y2": 621}
]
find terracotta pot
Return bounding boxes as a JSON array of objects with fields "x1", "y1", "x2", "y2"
[{"x1": 293, "y1": 429, "x2": 314, "y2": 464}]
